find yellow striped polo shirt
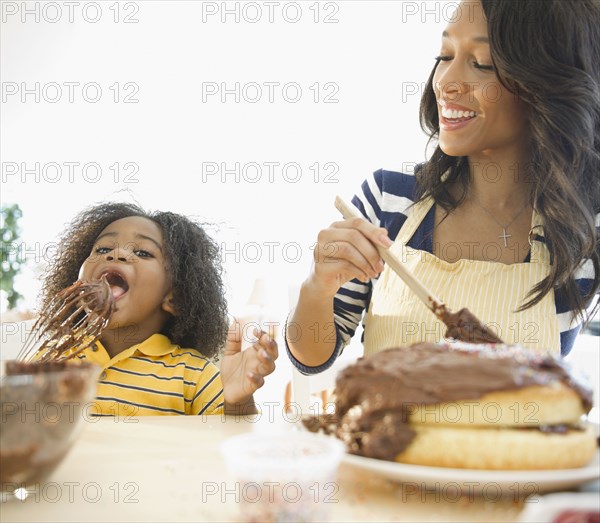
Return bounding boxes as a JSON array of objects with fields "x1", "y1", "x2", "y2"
[{"x1": 74, "y1": 334, "x2": 224, "y2": 416}]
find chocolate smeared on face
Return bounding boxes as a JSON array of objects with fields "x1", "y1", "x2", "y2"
[
  {"x1": 17, "y1": 277, "x2": 114, "y2": 363},
  {"x1": 312, "y1": 344, "x2": 593, "y2": 462}
]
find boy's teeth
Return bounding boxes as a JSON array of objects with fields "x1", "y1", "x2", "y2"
[{"x1": 111, "y1": 286, "x2": 126, "y2": 299}]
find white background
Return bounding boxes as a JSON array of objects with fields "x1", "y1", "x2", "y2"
[
  {"x1": 1, "y1": 0, "x2": 453, "y2": 316},
  {"x1": 0, "y1": 0, "x2": 458, "y2": 408}
]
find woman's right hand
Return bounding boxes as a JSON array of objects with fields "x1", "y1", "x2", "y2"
[{"x1": 306, "y1": 217, "x2": 394, "y2": 298}]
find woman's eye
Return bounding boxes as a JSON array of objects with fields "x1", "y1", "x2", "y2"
[
  {"x1": 473, "y1": 61, "x2": 494, "y2": 71},
  {"x1": 435, "y1": 55, "x2": 494, "y2": 72},
  {"x1": 95, "y1": 247, "x2": 111, "y2": 254},
  {"x1": 134, "y1": 249, "x2": 153, "y2": 258}
]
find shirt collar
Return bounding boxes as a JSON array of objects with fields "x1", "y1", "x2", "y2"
[
  {"x1": 130, "y1": 334, "x2": 174, "y2": 356},
  {"x1": 81, "y1": 333, "x2": 175, "y2": 367}
]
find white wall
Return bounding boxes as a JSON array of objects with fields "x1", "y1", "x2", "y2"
[{"x1": 1, "y1": 0, "x2": 453, "y2": 317}]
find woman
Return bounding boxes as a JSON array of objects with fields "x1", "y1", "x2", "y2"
[{"x1": 286, "y1": 0, "x2": 599, "y2": 373}]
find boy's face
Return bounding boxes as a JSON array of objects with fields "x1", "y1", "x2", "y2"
[{"x1": 79, "y1": 216, "x2": 175, "y2": 336}]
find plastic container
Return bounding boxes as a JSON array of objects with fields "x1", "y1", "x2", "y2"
[{"x1": 221, "y1": 431, "x2": 345, "y2": 522}]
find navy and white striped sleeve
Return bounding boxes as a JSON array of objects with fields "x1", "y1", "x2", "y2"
[
  {"x1": 558, "y1": 212, "x2": 600, "y2": 356},
  {"x1": 286, "y1": 169, "x2": 417, "y2": 375},
  {"x1": 336, "y1": 169, "x2": 417, "y2": 346},
  {"x1": 333, "y1": 172, "x2": 385, "y2": 347}
]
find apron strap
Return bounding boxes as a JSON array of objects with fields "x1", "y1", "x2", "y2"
[
  {"x1": 396, "y1": 197, "x2": 551, "y2": 266},
  {"x1": 396, "y1": 196, "x2": 435, "y2": 246}
]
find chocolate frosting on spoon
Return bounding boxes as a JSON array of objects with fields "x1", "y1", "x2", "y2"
[{"x1": 433, "y1": 303, "x2": 504, "y2": 344}]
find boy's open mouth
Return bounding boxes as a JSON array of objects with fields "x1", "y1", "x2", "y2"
[{"x1": 101, "y1": 272, "x2": 129, "y2": 300}]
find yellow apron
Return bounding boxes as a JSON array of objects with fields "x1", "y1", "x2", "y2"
[{"x1": 363, "y1": 196, "x2": 559, "y2": 355}]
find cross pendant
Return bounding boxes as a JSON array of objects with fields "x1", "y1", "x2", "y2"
[{"x1": 499, "y1": 228, "x2": 511, "y2": 247}]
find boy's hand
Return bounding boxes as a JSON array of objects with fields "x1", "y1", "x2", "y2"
[{"x1": 220, "y1": 321, "x2": 278, "y2": 414}]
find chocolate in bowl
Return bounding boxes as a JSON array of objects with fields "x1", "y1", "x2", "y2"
[{"x1": 0, "y1": 360, "x2": 100, "y2": 495}]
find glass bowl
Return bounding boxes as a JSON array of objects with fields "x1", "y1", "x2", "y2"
[{"x1": 0, "y1": 361, "x2": 100, "y2": 497}]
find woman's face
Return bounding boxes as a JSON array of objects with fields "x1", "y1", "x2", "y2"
[{"x1": 432, "y1": 0, "x2": 528, "y2": 158}]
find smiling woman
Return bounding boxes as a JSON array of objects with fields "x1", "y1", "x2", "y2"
[
  {"x1": 432, "y1": 24, "x2": 528, "y2": 156},
  {"x1": 418, "y1": 0, "x2": 599, "y2": 312},
  {"x1": 286, "y1": 0, "x2": 600, "y2": 373}
]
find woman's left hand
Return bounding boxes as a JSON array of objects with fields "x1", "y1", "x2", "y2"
[{"x1": 220, "y1": 321, "x2": 278, "y2": 414}]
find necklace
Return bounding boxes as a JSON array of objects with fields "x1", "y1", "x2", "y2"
[{"x1": 471, "y1": 197, "x2": 531, "y2": 247}]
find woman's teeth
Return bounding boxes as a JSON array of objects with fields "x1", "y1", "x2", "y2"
[{"x1": 441, "y1": 107, "x2": 477, "y2": 120}]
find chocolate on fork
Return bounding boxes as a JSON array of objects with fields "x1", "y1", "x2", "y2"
[{"x1": 17, "y1": 277, "x2": 115, "y2": 363}]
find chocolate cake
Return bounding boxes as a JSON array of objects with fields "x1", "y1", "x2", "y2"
[{"x1": 307, "y1": 343, "x2": 596, "y2": 470}]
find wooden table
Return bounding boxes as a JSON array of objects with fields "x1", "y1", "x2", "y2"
[{"x1": 0, "y1": 415, "x2": 544, "y2": 522}]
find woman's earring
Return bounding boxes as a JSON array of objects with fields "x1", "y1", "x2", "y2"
[{"x1": 528, "y1": 225, "x2": 544, "y2": 247}]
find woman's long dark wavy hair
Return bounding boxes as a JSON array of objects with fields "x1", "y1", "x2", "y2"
[
  {"x1": 416, "y1": 0, "x2": 600, "y2": 319},
  {"x1": 41, "y1": 203, "x2": 229, "y2": 358}
]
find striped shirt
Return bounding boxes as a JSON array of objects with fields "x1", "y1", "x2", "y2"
[
  {"x1": 287, "y1": 169, "x2": 598, "y2": 374},
  {"x1": 75, "y1": 334, "x2": 224, "y2": 416}
]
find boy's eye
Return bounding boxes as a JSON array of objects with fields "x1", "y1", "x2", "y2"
[{"x1": 134, "y1": 249, "x2": 153, "y2": 258}]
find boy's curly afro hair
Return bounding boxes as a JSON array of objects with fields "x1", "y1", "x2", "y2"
[{"x1": 40, "y1": 202, "x2": 229, "y2": 358}]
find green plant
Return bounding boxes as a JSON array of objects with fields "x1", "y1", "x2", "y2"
[{"x1": 1, "y1": 203, "x2": 25, "y2": 309}]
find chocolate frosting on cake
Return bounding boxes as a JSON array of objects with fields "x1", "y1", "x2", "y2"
[{"x1": 329, "y1": 344, "x2": 593, "y2": 461}]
